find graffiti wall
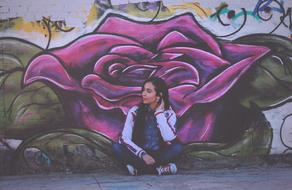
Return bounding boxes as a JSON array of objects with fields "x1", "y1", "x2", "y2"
[{"x1": 0, "y1": 0, "x2": 291, "y2": 174}]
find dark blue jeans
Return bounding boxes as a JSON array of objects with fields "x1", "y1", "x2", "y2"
[{"x1": 112, "y1": 142, "x2": 183, "y2": 174}]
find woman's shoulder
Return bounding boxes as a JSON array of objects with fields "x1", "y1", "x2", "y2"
[
  {"x1": 157, "y1": 108, "x2": 176, "y2": 118},
  {"x1": 166, "y1": 108, "x2": 176, "y2": 113}
]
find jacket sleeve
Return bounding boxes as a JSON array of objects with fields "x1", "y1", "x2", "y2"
[
  {"x1": 119, "y1": 106, "x2": 146, "y2": 158},
  {"x1": 154, "y1": 109, "x2": 177, "y2": 142}
]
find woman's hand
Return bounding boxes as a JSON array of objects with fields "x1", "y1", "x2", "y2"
[
  {"x1": 156, "y1": 98, "x2": 165, "y2": 112},
  {"x1": 142, "y1": 153, "x2": 156, "y2": 165}
]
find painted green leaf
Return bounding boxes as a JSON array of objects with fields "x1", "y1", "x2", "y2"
[
  {"x1": 6, "y1": 82, "x2": 65, "y2": 139},
  {"x1": 0, "y1": 38, "x2": 41, "y2": 133},
  {"x1": 233, "y1": 34, "x2": 292, "y2": 108},
  {"x1": 185, "y1": 121, "x2": 272, "y2": 160},
  {"x1": 0, "y1": 38, "x2": 43, "y2": 67},
  {"x1": 235, "y1": 34, "x2": 292, "y2": 56},
  {"x1": 0, "y1": 38, "x2": 65, "y2": 139}
]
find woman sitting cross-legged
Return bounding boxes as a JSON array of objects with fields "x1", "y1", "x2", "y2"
[{"x1": 112, "y1": 77, "x2": 184, "y2": 175}]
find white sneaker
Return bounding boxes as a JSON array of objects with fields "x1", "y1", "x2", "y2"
[
  {"x1": 156, "y1": 163, "x2": 177, "y2": 175},
  {"x1": 126, "y1": 164, "x2": 138, "y2": 176}
]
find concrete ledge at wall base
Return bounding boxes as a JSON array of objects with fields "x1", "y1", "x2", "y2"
[
  {"x1": 177, "y1": 153, "x2": 292, "y2": 173},
  {"x1": 1, "y1": 147, "x2": 292, "y2": 176}
]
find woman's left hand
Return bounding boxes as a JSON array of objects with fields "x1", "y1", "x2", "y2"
[{"x1": 142, "y1": 153, "x2": 156, "y2": 165}]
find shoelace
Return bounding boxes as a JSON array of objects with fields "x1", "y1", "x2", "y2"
[{"x1": 160, "y1": 165, "x2": 171, "y2": 174}]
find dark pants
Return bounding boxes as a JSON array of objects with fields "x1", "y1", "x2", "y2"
[{"x1": 112, "y1": 142, "x2": 183, "y2": 174}]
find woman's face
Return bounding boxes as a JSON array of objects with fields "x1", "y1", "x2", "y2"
[{"x1": 142, "y1": 82, "x2": 159, "y2": 106}]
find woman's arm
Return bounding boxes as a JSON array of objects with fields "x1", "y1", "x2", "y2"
[
  {"x1": 155, "y1": 109, "x2": 177, "y2": 142},
  {"x1": 119, "y1": 106, "x2": 146, "y2": 158}
]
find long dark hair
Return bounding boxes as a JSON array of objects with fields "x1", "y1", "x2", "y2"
[{"x1": 132, "y1": 77, "x2": 170, "y2": 144}]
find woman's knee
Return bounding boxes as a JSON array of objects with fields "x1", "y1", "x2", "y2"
[{"x1": 171, "y1": 143, "x2": 184, "y2": 155}]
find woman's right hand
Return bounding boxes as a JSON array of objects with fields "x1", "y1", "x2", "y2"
[
  {"x1": 156, "y1": 98, "x2": 165, "y2": 112},
  {"x1": 142, "y1": 153, "x2": 156, "y2": 165}
]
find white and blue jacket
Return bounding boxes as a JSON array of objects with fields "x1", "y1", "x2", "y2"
[{"x1": 119, "y1": 106, "x2": 177, "y2": 159}]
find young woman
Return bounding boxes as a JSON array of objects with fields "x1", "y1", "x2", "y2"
[{"x1": 112, "y1": 77, "x2": 183, "y2": 175}]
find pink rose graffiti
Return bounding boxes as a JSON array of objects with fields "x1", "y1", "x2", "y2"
[{"x1": 23, "y1": 13, "x2": 270, "y2": 143}]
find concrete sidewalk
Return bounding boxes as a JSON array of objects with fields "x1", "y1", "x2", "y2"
[{"x1": 1, "y1": 166, "x2": 292, "y2": 190}]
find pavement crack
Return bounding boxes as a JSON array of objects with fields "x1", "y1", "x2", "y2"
[
  {"x1": 146, "y1": 182, "x2": 153, "y2": 186},
  {"x1": 92, "y1": 176, "x2": 103, "y2": 190}
]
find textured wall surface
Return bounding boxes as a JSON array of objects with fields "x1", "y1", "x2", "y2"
[{"x1": 0, "y1": 0, "x2": 291, "y2": 174}]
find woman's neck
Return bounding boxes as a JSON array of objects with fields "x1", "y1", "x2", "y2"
[{"x1": 149, "y1": 102, "x2": 158, "y2": 111}]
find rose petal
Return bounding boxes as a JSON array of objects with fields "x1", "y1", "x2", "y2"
[
  {"x1": 162, "y1": 47, "x2": 230, "y2": 67},
  {"x1": 52, "y1": 34, "x2": 141, "y2": 70},
  {"x1": 222, "y1": 43, "x2": 269, "y2": 64},
  {"x1": 94, "y1": 54, "x2": 136, "y2": 75},
  {"x1": 67, "y1": 98, "x2": 124, "y2": 141},
  {"x1": 122, "y1": 64, "x2": 158, "y2": 78},
  {"x1": 162, "y1": 47, "x2": 231, "y2": 84},
  {"x1": 96, "y1": 13, "x2": 221, "y2": 56},
  {"x1": 177, "y1": 104, "x2": 220, "y2": 143},
  {"x1": 157, "y1": 31, "x2": 197, "y2": 50},
  {"x1": 24, "y1": 54, "x2": 84, "y2": 92},
  {"x1": 82, "y1": 74, "x2": 140, "y2": 100},
  {"x1": 94, "y1": 54, "x2": 200, "y2": 88},
  {"x1": 109, "y1": 45, "x2": 155, "y2": 61},
  {"x1": 153, "y1": 60, "x2": 200, "y2": 86},
  {"x1": 91, "y1": 93, "x2": 141, "y2": 115},
  {"x1": 152, "y1": 52, "x2": 183, "y2": 61},
  {"x1": 95, "y1": 56, "x2": 159, "y2": 85},
  {"x1": 169, "y1": 84, "x2": 198, "y2": 117},
  {"x1": 184, "y1": 46, "x2": 270, "y2": 103},
  {"x1": 81, "y1": 74, "x2": 141, "y2": 114}
]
